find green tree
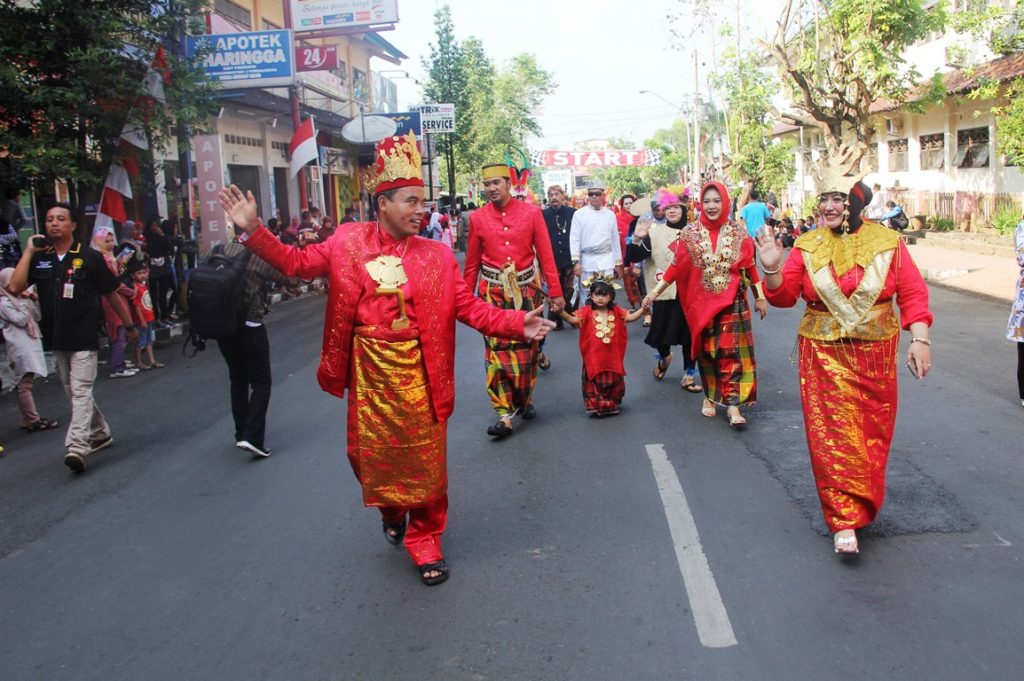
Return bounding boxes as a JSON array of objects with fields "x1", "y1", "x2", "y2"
[
  {"x1": 421, "y1": 4, "x2": 470, "y2": 204},
  {"x1": 422, "y1": 5, "x2": 554, "y2": 202},
  {"x1": 761, "y1": 0, "x2": 946, "y2": 187},
  {"x1": 711, "y1": 52, "x2": 794, "y2": 207},
  {"x1": 0, "y1": 0, "x2": 217, "y2": 222}
]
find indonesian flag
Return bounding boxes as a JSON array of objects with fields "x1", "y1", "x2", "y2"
[
  {"x1": 143, "y1": 46, "x2": 171, "y2": 103},
  {"x1": 289, "y1": 116, "x2": 318, "y2": 177},
  {"x1": 97, "y1": 163, "x2": 133, "y2": 224}
]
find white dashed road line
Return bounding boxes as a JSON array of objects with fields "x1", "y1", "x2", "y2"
[{"x1": 646, "y1": 443, "x2": 738, "y2": 648}]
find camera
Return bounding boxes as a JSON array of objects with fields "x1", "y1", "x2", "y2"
[{"x1": 32, "y1": 234, "x2": 53, "y2": 248}]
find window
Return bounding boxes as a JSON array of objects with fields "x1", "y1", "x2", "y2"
[
  {"x1": 214, "y1": 0, "x2": 251, "y2": 28},
  {"x1": 332, "y1": 59, "x2": 348, "y2": 88},
  {"x1": 888, "y1": 138, "x2": 909, "y2": 172},
  {"x1": 352, "y1": 68, "x2": 368, "y2": 102},
  {"x1": 954, "y1": 127, "x2": 990, "y2": 168},
  {"x1": 861, "y1": 143, "x2": 878, "y2": 173},
  {"x1": 920, "y1": 133, "x2": 945, "y2": 170},
  {"x1": 262, "y1": 18, "x2": 282, "y2": 30}
]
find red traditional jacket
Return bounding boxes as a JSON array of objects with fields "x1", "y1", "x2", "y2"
[
  {"x1": 243, "y1": 222, "x2": 526, "y2": 421},
  {"x1": 577, "y1": 305, "x2": 629, "y2": 376},
  {"x1": 464, "y1": 198, "x2": 564, "y2": 297},
  {"x1": 763, "y1": 222, "x2": 933, "y2": 329},
  {"x1": 661, "y1": 220, "x2": 760, "y2": 359}
]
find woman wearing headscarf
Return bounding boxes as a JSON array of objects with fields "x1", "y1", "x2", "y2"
[
  {"x1": 645, "y1": 182, "x2": 766, "y2": 425},
  {"x1": 755, "y1": 180, "x2": 933, "y2": 555},
  {"x1": 615, "y1": 194, "x2": 642, "y2": 309},
  {"x1": 630, "y1": 190, "x2": 700, "y2": 389},
  {"x1": 91, "y1": 226, "x2": 137, "y2": 378},
  {"x1": 0, "y1": 267, "x2": 58, "y2": 431}
]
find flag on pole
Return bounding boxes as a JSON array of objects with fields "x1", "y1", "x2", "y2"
[
  {"x1": 289, "y1": 116, "x2": 318, "y2": 177},
  {"x1": 143, "y1": 46, "x2": 170, "y2": 103},
  {"x1": 97, "y1": 163, "x2": 133, "y2": 224}
]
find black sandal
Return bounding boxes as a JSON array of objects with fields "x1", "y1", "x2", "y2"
[
  {"x1": 383, "y1": 517, "x2": 407, "y2": 545},
  {"x1": 417, "y1": 559, "x2": 449, "y2": 586},
  {"x1": 486, "y1": 420, "x2": 513, "y2": 438},
  {"x1": 24, "y1": 418, "x2": 59, "y2": 432},
  {"x1": 537, "y1": 353, "x2": 551, "y2": 371}
]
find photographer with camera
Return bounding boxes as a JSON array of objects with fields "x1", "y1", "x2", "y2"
[{"x1": 9, "y1": 203, "x2": 138, "y2": 473}]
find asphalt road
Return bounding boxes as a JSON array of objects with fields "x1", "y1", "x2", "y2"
[{"x1": 0, "y1": 281, "x2": 1021, "y2": 681}]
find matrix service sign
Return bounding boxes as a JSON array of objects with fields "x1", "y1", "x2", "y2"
[
  {"x1": 410, "y1": 104, "x2": 455, "y2": 134},
  {"x1": 187, "y1": 29, "x2": 295, "y2": 89},
  {"x1": 289, "y1": 0, "x2": 399, "y2": 33}
]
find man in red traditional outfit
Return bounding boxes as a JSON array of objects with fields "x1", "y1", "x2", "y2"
[
  {"x1": 217, "y1": 133, "x2": 554, "y2": 586},
  {"x1": 464, "y1": 163, "x2": 565, "y2": 438},
  {"x1": 756, "y1": 179, "x2": 933, "y2": 556}
]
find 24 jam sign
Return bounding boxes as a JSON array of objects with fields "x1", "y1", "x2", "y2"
[{"x1": 295, "y1": 45, "x2": 339, "y2": 72}]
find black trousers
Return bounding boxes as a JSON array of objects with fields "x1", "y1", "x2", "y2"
[
  {"x1": 149, "y1": 272, "x2": 173, "y2": 321},
  {"x1": 1018, "y1": 343, "x2": 1024, "y2": 400},
  {"x1": 217, "y1": 324, "x2": 272, "y2": 449}
]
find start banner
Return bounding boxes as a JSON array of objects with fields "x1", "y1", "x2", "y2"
[{"x1": 529, "y1": 149, "x2": 662, "y2": 168}]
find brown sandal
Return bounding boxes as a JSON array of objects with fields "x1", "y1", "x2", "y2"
[{"x1": 653, "y1": 354, "x2": 672, "y2": 380}]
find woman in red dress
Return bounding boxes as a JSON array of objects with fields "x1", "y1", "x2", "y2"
[
  {"x1": 644, "y1": 182, "x2": 767, "y2": 427},
  {"x1": 755, "y1": 180, "x2": 933, "y2": 555}
]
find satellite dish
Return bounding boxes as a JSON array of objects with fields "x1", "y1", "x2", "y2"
[{"x1": 341, "y1": 115, "x2": 399, "y2": 144}]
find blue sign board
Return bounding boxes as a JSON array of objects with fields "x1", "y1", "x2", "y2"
[
  {"x1": 187, "y1": 29, "x2": 295, "y2": 89},
  {"x1": 379, "y1": 112, "x2": 422, "y2": 137}
]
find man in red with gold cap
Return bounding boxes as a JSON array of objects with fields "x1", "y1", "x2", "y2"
[
  {"x1": 217, "y1": 133, "x2": 554, "y2": 586},
  {"x1": 464, "y1": 163, "x2": 565, "y2": 439}
]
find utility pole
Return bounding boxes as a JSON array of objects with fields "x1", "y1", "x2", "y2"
[
  {"x1": 172, "y1": 0, "x2": 194, "y2": 238},
  {"x1": 693, "y1": 49, "x2": 701, "y2": 187},
  {"x1": 283, "y1": 1, "x2": 310, "y2": 211}
]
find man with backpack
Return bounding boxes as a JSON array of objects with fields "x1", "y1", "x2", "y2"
[{"x1": 195, "y1": 230, "x2": 298, "y2": 459}]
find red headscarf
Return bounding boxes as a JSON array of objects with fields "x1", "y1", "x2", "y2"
[{"x1": 698, "y1": 181, "x2": 731, "y2": 230}]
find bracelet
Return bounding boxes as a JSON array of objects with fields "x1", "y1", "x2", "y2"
[
  {"x1": 762, "y1": 265, "x2": 781, "y2": 275},
  {"x1": 911, "y1": 337, "x2": 931, "y2": 346}
]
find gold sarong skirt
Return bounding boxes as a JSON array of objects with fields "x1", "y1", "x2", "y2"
[{"x1": 346, "y1": 325, "x2": 447, "y2": 508}]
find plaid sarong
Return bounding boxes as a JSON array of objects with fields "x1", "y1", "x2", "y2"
[
  {"x1": 697, "y1": 287, "x2": 757, "y2": 407},
  {"x1": 582, "y1": 367, "x2": 625, "y2": 414},
  {"x1": 479, "y1": 280, "x2": 541, "y2": 417}
]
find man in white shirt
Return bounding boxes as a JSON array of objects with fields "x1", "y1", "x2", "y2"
[{"x1": 570, "y1": 183, "x2": 622, "y2": 303}]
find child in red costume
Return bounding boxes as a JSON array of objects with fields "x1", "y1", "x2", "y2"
[{"x1": 562, "y1": 278, "x2": 647, "y2": 417}]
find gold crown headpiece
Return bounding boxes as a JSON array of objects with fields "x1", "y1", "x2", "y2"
[{"x1": 366, "y1": 131, "x2": 424, "y2": 194}]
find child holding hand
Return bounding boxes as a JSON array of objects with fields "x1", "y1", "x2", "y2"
[{"x1": 561, "y1": 277, "x2": 647, "y2": 417}]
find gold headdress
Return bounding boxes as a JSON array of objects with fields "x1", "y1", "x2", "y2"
[{"x1": 365, "y1": 131, "x2": 424, "y2": 194}]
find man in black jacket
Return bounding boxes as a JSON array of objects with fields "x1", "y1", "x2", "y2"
[{"x1": 542, "y1": 185, "x2": 576, "y2": 328}]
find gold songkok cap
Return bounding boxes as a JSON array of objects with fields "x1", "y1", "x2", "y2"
[{"x1": 481, "y1": 163, "x2": 511, "y2": 180}]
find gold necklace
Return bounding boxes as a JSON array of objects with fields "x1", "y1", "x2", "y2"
[
  {"x1": 365, "y1": 223, "x2": 410, "y2": 288},
  {"x1": 682, "y1": 221, "x2": 741, "y2": 294},
  {"x1": 593, "y1": 308, "x2": 616, "y2": 344}
]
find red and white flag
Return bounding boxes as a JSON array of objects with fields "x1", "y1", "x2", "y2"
[
  {"x1": 97, "y1": 163, "x2": 133, "y2": 225},
  {"x1": 289, "y1": 116, "x2": 318, "y2": 177}
]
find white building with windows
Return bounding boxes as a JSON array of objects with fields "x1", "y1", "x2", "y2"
[{"x1": 775, "y1": 1, "x2": 1024, "y2": 228}]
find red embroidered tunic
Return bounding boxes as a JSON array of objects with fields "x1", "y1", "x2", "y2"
[
  {"x1": 577, "y1": 306, "x2": 629, "y2": 376},
  {"x1": 242, "y1": 222, "x2": 526, "y2": 421},
  {"x1": 661, "y1": 221, "x2": 761, "y2": 359},
  {"x1": 464, "y1": 198, "x2": 564, "y2": 297}
]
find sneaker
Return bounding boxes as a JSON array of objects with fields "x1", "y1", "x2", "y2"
[
  {"x1": 125, "y1": 361, "x2": 137, "y2": 369},
  {"x1": 237, "y1": 440, "x2": 271, "y2": 458},
  {"x1": 110, "y1": 369, "x2": 138, "y2": 378},
  {"x1": 64, "y1": 452, "x2": 86, "y2": 473},
  {"x1": 89, "y1": 436, "x2": 114, "y2": 454}
]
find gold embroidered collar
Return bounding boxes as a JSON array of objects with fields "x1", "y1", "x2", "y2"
[{"x1": 795, "y1": 220, "x2": 900, "y2": 277}]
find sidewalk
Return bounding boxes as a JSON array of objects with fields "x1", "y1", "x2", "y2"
[{"x1": 907, "y1": 242, "x2": 1020, "y2": 303}]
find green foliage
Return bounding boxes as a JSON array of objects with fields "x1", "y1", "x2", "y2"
[
  {"x1": 763, "y1": 0, "x2": 946, "y2": 181},
  {"x1": 990, "y1": 205, "x2": 1022, "y2": 235},
  {"x1": 0, "y1": 0, "x2": 218, "y2": 201},
  {"x1": 930, "y1": 217, "x2": 956, "y2": 231},
  {"x1": 951, "y1": 0, "x2": 1024, "y2": 55},
  {"x1": 711, "y1": 51, "x2": 794, "y2": 201},
  {"x1": 422, "y1": 5, "x2": 555, "y2": 198}
]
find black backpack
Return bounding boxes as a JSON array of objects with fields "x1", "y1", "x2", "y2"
[
  {"x1": 889, "y1": 209, "x2": 910, "y2": 231},
  {"x1": 185, "y1": 245, "x2": 252, "y2": 349}
]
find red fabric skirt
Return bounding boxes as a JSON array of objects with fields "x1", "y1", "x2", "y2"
[
  {"x1": 582, "y1": 367, "x2": 625, "y2": 414},
  {"x1": 798, "y1": 335, "x2": 899, "y2": 532}
]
